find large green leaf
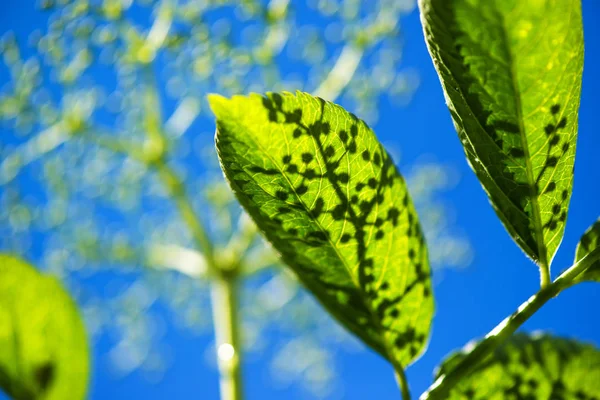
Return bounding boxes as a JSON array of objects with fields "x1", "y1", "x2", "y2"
[
  {"x1": 436, "y1": 334, "x2": 600, "y2": 399},
  {"x1": 574, "y1": 218, "x2": 600, "y2": 282},
  {"x1": 419, "y1": 0, "x2": 584, "y2": 272},
  {"x1": 210, "y1": 91, "x2": 433, "y2": 368},
  {"x1": 0, "y1": 254, "x2": 89, "y2": 400}
]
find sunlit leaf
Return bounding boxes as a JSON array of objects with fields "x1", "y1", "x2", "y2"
[
  {"x1": 0, "y1": 254, "x2": 89, "y2": 400},
  {"x1": 574, "y1": 218, "x2": 600, "y2": 282},
  {"x1": 420, "y1": 0, "x2": 584, "y2": 272},
  {"x1": 210, "y1": 91, "x2": 433, "y2": 368},
  {"x1": 436, "y1": 334, "x2": 600, "y2": 399}
]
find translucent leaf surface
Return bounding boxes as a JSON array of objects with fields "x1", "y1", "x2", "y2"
[
  {"x1": 210, "y1": 91, "x2": 433, "y2": 368},
  {"x1": 574, "y1": 218, "x2": 600, "y2": 282},
  {"x1": 420, "y1": 0, "x2": 584, "y2": 272},
  {"x1": 0, "y1": 254, "x2": 89, "y2": 400},
  {"x1": 437, "y1": 334, "x2": 600, "y2": 399}
]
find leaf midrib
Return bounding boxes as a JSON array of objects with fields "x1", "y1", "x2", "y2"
[{"x1": 497, "y1": 9, "x2": 548, "y2": 268}]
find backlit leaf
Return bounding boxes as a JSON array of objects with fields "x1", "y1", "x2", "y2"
[
  {"x1": 210, "y1": 91, "x2": 433, "y2": 368},
  {"x1": 419, "y1": 0, "x2": 584, "y2": 272},
  {"x1": 0, "y1": 254, "x2": 89, "y2": 400},
  {"x1": 574, "y1": 218, "x2": 600, "y2": 282},
  {"x1": 436, "y1": 334, "x2": 600, "y2": 400}
]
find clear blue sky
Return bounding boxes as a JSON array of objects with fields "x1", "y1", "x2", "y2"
[{"x1": 1, "y1": 1, "x2": 599, "y2": 399}]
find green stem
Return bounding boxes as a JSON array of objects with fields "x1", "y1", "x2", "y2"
[
  {"x1": 211, "y1": 276, "x2": 243, "y2": 400},
  {"x1": 71, "y1": 72, "x2": 244, "y2": 400},
  {"x1": 156, "y1": 162, "x2": 244, "y2": 400},
  {"x1": 539, "y1": 263, "x2": 551, "y2": 289},
  {"x1": 155, "y1": 162, "x2": 244, "y2": 400},
  {"x1": 394, "y1": 366, "x2": 411, "y2": 400},
  {"x1": 155, "y1": 163, "x2": 217, "y2": 272},
  {"x1": 420, "y1": 246, "x2": 600, "y2": 400}
]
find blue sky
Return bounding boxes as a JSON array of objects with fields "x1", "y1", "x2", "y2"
[{"x1": 1, "y1": 1, "x2": 600, "y2": 399}]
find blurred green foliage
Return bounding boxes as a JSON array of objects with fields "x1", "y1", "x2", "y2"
[{"x1": 0, "y1": 254, "x2": 89, "y2": 400}]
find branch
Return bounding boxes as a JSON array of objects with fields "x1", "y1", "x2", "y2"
[
  {"x1": 420, "y1": 246, "x2": 600, "y2": 400},
  {"x1": 154, "y1": 162, "x2": 217, "y2": 276},
  {"x1": 313, "y1": 45, "x2": 364, "y2": 102},
  {"x1": 211, "y1": 276, "x2": 243, "y2": 400},
  {"x1": 0, "y1": 122, "x2": 69, "y2": 184}
]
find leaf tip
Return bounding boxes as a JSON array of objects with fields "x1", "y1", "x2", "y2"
[{"x1": 207, "y1": 93, "x2": 230, "y2": 119}]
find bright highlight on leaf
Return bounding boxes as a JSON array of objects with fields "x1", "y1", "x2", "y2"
[
  {"x1": 436, "y1": 334, "x2": 600, "y2": 399},
  {"x1": 0, "y1": 254, "x2": 89, "y2": 400},
  {"x1": 210, "y1": 91, "x2": 433, "y2": 369},
  {"x1": 574, "y1": 218, "x2": 600, "y2": 282},
  {"x1": 419, "y1": 0, "x2": 584, "y2": 279}
]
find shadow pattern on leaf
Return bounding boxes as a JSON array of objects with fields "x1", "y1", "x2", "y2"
[
  {"x1": 215, "y1": 91, "x2": 432, "y2": 366},
  {"x1": 422, "y1": 0, "x2": 580, "y2": 265},
  {"x1": 575, "y1": 219, "x2": 600, "y2": 281},
  {"x1": 437, "y1": 334, "x2": 600, "y2": 400}
]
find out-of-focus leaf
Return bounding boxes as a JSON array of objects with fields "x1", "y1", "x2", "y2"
[
  {"x1": 419, "y1": 0, "x2": 584, "y2": 272},
  {"x1": 0, "y1": 254, "x2": 89, "y2": 400},
  {"x1": 574, "y1": 218, "x2": 600, "y2": 282},
  {"x1": 436, "y1": 334, "x2": 600, "y2": 399},
  {"x1": 210, "y1": 91, "x2": 433, "y2": 368}
]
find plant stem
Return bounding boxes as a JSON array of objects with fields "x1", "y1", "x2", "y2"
[
  {"x1": 420, "y1": 246, "x2": 600, "y2": 400},
  {"x1": 156, "y1": 163, "x2": 244, "y2": 399},
  {"x1": 314, "y1": 44, "x2": 364, "y2": 101},
  {"x1": 71, "y1": 70, "x2": 244, "y2": 400},
  {"x1": 394, "y1": 366, "x2": 411, "y2": 400},
  {"x1": 211, "y1": 276, "x2": 243, "y2": 400},
  {"x1": 155, "y1": 163, "x2": 217, "y2": 272},
  {"x1": 539, "y1": 263, "x2": 551, "y2": 289}
]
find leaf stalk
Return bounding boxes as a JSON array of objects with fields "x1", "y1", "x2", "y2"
[{"x1": 394, "y1": 365, "x2": 412, "y2": 400}]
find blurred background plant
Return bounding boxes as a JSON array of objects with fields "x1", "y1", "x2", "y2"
[{"x1": 0, "y1": 0, "x2": 471, "y2": 398}]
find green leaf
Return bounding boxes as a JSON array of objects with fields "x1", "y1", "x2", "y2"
[
  {"x1": 436, "y1": 334, "x2": 600, "y2": 399},
  {"x1": 574, "y1": 218, "x2": 600, "y2": 282},
  {"x1": 0, "y1": 254, "x2": 89, "y2": 400},
  {"x1": 210, "y1": 91, "x2": 433, "y2": 368},
  {"x1": 419, "y1": 0, "x2": 584, "y2": 272}
]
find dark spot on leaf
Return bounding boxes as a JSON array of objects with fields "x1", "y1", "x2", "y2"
[
  {"x1": 35, "y1": 363, "x2": 55, "y2": 391},
  {"x1": 509, "y1": 148, "x2": 525, "y2": 158},
  {"x1": 296, "y1": 185, "x2": 308, "y2": 195},
  {"x1": 339, "y1": 130, "x2": 348, "y2": 142},
  {"x1": 338, "y1": 173, "x2": 349, "y2": 183}
]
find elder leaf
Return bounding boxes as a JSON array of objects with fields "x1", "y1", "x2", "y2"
[
  {"x1": 0, "y1": 254, "x2": 89, "y2": 400},
  {"x1": 574, "y1": 218, "x2": 600, "y2": 282},
  {"x1": 210, "y1": 91, "x2": 433, "y2": 368},
  {"x1": 420, "y1": 0, "x2": 584, "y2": 272},
  {"x1": 435, "y1": 334, "x2": 600, "y2": 400}
]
